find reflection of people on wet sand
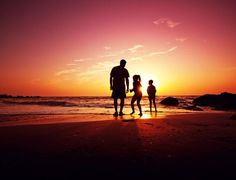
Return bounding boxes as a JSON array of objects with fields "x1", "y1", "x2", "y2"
[
  {"x1": 110, "y1": 59, "x2": 129, "y2": 116},
  {"x1": 147, "y1": 80, "x2": 157, "y2": 112},
  {"x1": 130, "y1": 75, "x2": 142, "y2": 116}
]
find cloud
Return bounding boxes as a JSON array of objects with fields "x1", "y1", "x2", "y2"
[
  {"x1": 55, "y1": 68, "x2": 79, "y2": 76},
  {"x1": 100, "y1": 53, "x2": 117, "y2": 58},
  {"x1": 126, "y1": 46, "x2": 178, "y2": 63},
  {"x1": 77, "y1": 59, "x2": 118, "y2": 80},
  {"x1": 79, "y1": 69, "x2": 106, "y2": 77},
  {"x1": 176, "y1": 38, "x2": 187, "y2": 42},
  {"x1": 153, "y1": 18, "x2": 168, "y2": 25},
  {"x1": 148, "y1": 46, "x2": 178, "y2": 57},
  {"x1": 104, "y1": 46, "x2": 111, "y2": 50},
  {"x1": 129, "y1": 56, "x2": 143, "y2": 62},
  {"x1": 100, "y1": 44, "x2": 144, "y2": 59},
  {"x1": 97, "y1": 61, "x2": 116, "y2": 68},
  {"x1": 153, "y1": 18, "x2": 180, "y2": 28},
  {"x1": 60, "y1": 44, "x2": 177, "y2": 81},
  {"x1": 128, "y1": 44, "x2": 144, "y2": 53},
  {"x1": 73, "y1": 59, "x2": 85, "y2": 62},
  {"x1": 166, "y1": 20, "x2": 181, "y2": 28},
  {"x1": 88, "y1": 60, "x2": 117, "y2": 73}
]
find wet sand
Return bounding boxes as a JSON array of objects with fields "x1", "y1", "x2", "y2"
[{"x1": 0, "y1": 112, "x2": 236, "y2": 179}]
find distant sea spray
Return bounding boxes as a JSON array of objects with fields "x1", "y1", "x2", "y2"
[{"x1": 0, "y1": 96, "x2": 208, "y2": 116}]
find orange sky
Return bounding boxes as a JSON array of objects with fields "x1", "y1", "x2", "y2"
[{"x1": 1, "y1": 0, "x2": 236, "y2": 96}]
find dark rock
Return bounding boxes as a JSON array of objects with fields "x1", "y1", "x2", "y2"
[
  {"x1": 160, "y1": 97, "x2": 179, "y2": 106},
  {"x1": 193, "y1": 92, "x2": 236, "y2": 110}
]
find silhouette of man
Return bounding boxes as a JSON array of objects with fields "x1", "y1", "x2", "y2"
[{"x1": 110, "y1": 59, "x2": 129, "y2": 116}]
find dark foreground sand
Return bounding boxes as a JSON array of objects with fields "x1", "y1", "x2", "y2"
[{"x1": 1, "y1": 112, "x2": 236, "y2": 179}]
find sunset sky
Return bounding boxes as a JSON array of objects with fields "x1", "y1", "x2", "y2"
[{"x1": 1, "y1": 0, "x2": 236, "y2": 96}]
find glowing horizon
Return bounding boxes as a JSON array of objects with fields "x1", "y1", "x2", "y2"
[{"x1": 1, "y1": 0, "x2": 236, "y2": 96}]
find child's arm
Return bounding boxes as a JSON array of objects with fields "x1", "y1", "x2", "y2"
[{"x1": 130, "y1": 82, "x2": 135, "y2": 92}]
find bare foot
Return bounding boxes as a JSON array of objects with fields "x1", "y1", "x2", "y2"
[{"x1": 119, "y1": 112, "x2": 125, "y2": 116}]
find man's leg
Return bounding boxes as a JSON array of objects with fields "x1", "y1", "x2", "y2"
[
  {"x1": 113, "y1": 98, "x2": 118, "y2": 116},
  {"x1": 119, "y1": 98, "x2": 124, "y2": 115}
]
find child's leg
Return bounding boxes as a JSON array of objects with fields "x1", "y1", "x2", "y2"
[
  {"x1": 153, "y1": 98, "x2": 157, "y2": 112},
  {"x1": 131, "y1": 97, "x2": 136, "y2": 114},
  {"x1": 137, "y1": 98, "x2": 142, "y2": 115},
  {"x1": 149, "y1": 98, "x2": 152, "y2": 112}
]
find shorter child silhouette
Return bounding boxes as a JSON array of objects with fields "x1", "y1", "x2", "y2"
[
  {"x1": 147, "y1": 80, "x2": 157, "y2": 112},
  {"x1": 130, "y1": 75, "x2": 142, "y2": 116}
]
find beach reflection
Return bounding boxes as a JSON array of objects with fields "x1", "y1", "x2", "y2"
[
  {"x1": 140, "y1": 112, "x2": 166, "y2": 119},
  {"x1": 113, "y1": 111, "x2": 166, "y2": 121},
  {"x1": 141, "y1": 113, "x2": 156, "y2": 119}
]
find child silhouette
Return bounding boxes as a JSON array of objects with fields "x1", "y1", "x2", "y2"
[
  {"x1": 147, "y1": 80, "x2": 157, "y2": 112},
  {"x1": 130, "y1": 75, "x2": 142, "y2": 116}
]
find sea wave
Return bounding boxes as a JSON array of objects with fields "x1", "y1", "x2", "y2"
[
  {"x1": 0, "y1": 96, "x2": 206, "y2": 115},
  {"x1": 2, "y1": 100, "x2": 78, "y2": 107}
]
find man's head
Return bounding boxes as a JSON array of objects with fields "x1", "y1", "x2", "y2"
[{"x1": 120, "y1": 59, "x2": 126, "y2": 68}]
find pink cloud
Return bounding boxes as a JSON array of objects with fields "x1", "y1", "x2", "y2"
[{"x1": 153, "y1": 18, "x2": 180, "y2": 28}]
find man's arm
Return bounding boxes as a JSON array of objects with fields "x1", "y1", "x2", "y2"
[
  {"x1": 125, "y1": 77, "x2": 129, "y2": 93},
  {"x1": 110, "y1": 76, "x2": 113, "y2": 90}
]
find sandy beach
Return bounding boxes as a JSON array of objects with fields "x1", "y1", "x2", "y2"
[{"x1": 1, "y1": 112, "x2": 236, "y2": 179}]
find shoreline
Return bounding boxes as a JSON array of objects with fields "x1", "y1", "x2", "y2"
[{"x1": 0, "y1": 111, "x2": 234, "y2": 127}]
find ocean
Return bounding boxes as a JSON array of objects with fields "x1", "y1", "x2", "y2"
[{"x1": 0, "y1": 96, "x2": 211, "y2": 116}]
